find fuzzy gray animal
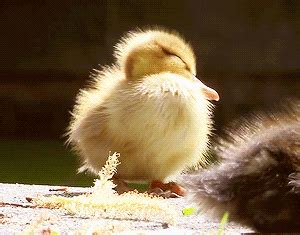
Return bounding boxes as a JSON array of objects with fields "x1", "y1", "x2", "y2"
[{"x1": 181, "y1": 100, "x2": 300, "y2": 232}]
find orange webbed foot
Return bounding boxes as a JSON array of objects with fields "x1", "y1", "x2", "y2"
[{"x1": 149, "y1": 180, "x2": 185, "y2": 198}]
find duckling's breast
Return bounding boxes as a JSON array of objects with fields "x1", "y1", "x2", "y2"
[{"x1": 106, "y1": 73, "x2": 212, "y2": 180}]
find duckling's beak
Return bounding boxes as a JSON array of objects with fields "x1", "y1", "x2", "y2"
[{"x1": 193, "y1": 76, "x2": 219, "y2": 101}]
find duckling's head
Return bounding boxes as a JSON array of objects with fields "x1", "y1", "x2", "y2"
[
  {"x1": 114, "y1": 28, "x2": 219, "y2": 101},
  {"x1": 115, "y1": 29, "x2": 195, "y2": 79}
]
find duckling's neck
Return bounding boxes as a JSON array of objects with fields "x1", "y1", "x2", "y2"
[
  {"x1": 124, "y1": 57, "x2": 170, "y2": 81},
  {"x1": 125, "y1": 62, "x2": 153, "y2": 80}
]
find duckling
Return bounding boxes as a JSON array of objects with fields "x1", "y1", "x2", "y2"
[
  {"x1": 67, "y1": 28, "x2": 219, "y2": 195},
  {"x1": 181, "y1": 100, "x2": 300, "y2": 232}
]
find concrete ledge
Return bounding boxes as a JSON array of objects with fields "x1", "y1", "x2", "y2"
[{"x1": 0, "y1": 183, "x2": 250, "y2": 234}]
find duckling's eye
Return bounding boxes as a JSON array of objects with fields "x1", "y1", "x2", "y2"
[
  {"x1": 161, "y1": 48, "x2": 183, "y2": 62},
  {"x1": 161, "y1": 47, "x2": 193, "y2": 74},
  {"x1": 161, "y1": 48, "x2": 190, "y2": 69},
  {"x1": 161, "y1": 47, "x2": 175, "y2": 56}
]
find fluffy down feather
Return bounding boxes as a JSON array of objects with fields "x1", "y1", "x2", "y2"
[
  {"x1": 67, "y1": 28, "x2": 218, "y2": 183},
  {"x1": 181, "y1": 100, "x2": 300, "y2": 232}
]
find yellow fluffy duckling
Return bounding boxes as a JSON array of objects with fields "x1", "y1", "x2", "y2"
[{"x1": 67, "y1": 28, "x2": 219, "y2": 195}]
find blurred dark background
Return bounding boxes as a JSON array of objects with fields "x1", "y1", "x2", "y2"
[{"x1": 0, "y1": 0, "x2": 299, "y2": 186}]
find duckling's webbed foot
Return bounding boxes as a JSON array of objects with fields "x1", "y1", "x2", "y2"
[{"x1": 148, "y1": 180, "x2": 185, "y2": 198}]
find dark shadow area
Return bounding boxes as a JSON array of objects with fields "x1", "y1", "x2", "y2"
[{"x1": 0, "y1": 0, "x2": 299, "y2": 185}]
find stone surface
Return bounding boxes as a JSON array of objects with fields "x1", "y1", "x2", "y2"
[{"x1": 0, "y1": 183, "x2": 251, "y2": 234}]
